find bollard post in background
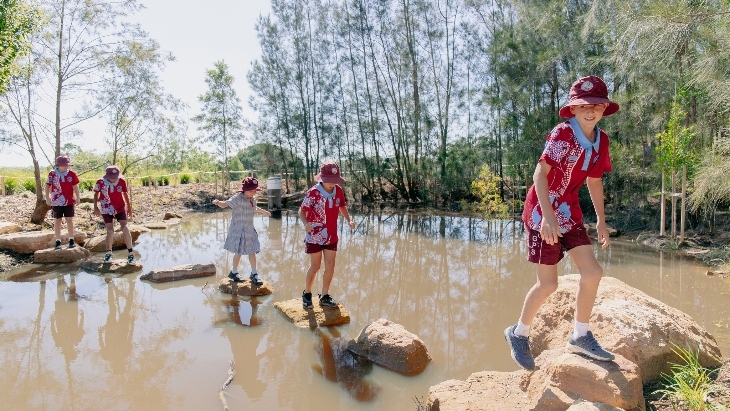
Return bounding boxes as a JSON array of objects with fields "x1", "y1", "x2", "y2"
[
  {"x1": 267, "y1": 176, "x2": 282, "y2": 218},
  {"x1": 0, "y1": 176, "x2": 5, "y2": 196}
]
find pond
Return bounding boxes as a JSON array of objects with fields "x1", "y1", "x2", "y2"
[{"x1": 1, "y1": 211, "x2": 728, "y2": 410}]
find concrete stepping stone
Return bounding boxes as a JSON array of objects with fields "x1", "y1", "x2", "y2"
[
  {"x1": 34, "y1": 246, "x2": 90, "y2": 264},
  {"x1": 274, "y1": 297, "x2": 350, "y2": 328},
  {"x1": 219, "y1": 277, "x2": 274, "y2": 296},
  {"x1": 80, "y1": 258, "x2": 142, "y2": 274},
  {"x1": 140, "y1": 263, "x2": 216, "y2": 283}
]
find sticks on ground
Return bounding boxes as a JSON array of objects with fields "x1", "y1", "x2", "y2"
[{"x1": 218, "y1": 360, "x2": 235, "y2": 411}]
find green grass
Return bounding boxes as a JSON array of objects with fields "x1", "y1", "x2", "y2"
[
  {"x1": 180, "y1": 173, "x2": 191, "y2": 184},
  {"x1": 656, "y1": 344, "x2": 718, "y2": 411},
  {"x1": 22, "y1": 179, "x2": 36, "y2": 194}
]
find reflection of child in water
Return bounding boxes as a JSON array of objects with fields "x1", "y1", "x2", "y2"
[
  {"x1": 222, "y1": 296, "x2": 266, "y2": 400},
  {"x1": 50, "y1": 275, "x2": 84, "y2": 363}
]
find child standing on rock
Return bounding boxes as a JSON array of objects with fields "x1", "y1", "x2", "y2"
[
  {"x1": 299, "y1": 162, "x2": 356, "y2": 309},
  {"x1": 45, "y1": 156, "x2": 80, "y2": 249},
  {"x1": 504, "y1": 76, "x2": 618, "y2": 370},
  {"x1": 93, "y1": 166, "x2": 134, "y2": 264},
  {"x1": 213, "y1": 177, "x2": 271, "y2": 285}
]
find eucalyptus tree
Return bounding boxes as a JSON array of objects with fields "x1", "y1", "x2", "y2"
[{"x1": 0, "y1": 0, "x2": 39, "y2": 94}]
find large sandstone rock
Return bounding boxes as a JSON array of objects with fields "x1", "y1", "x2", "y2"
[
  {"x1": 274, "y1": 297, "x2": 350, "y2": 328},
  {"x1": 140, "y1": 263, "x2": 216, "y2": 283},
  {"x1": 79, "y1": 193, "x2": 94, "y2": 203},
  {"x1": 80, "y1": 258, "x2": 142, "y2": 274},
  {"x1": 347, "y1": 318, "x2": 431, "y2": 375},
  {"x1": 567, "y1": 401, "x2": 625, "y2": 411},
  {"x1": 530, "y1": 275, "x2": 723, "y2": 382},
  {"x1": 428, "y1": 370, "x2": 530, "y2": 411},
  {"x1": 219, "y1": 277, "x2": 273, "y2": 296},
  {"x1": 0, "y1": 231, "x2": 86, "y2": 254},
  {"x1": 34, "y1": 246, "x2": 90, "y2": 264},
  {"x1": 83, "y1": 225, "x2": 149, "y2": 252},
  {"x1": 0, "y1": 221, "x2": 21, "y2": 235}
]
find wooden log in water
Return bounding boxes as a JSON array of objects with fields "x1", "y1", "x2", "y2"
[{"x1": 218, "y1": 360, "x2": 235, "y2": 411}]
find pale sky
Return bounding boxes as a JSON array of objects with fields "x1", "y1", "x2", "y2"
[{"x1": 0, "y1": 0, "x2": 272, "y2": 168}]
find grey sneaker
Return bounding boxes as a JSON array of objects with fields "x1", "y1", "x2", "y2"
[
  {"x1": 504, "y1": 325, "x2": 535, "y2": 370},
  {"x1": 567, "y1": 331, "x2": 615, "y2": 361}
]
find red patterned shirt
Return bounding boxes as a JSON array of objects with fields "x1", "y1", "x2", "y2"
[
  {"x1": 301, "y1": 184, "x2": 347, "y2": 245},
  {"x1": 93, "y1": 178, "x2": 128, "y2": 215},
  {"x1": 46, "y1": 169, "x2": 79, "y2": 206},
  {"x1": 522, "y1": 119, "x2": 612, "y2": 234}
]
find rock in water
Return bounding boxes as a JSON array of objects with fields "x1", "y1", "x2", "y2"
[
  {"x1": 529, "y1": 275, "x2": 723, "y2": 382},
  {"x1": 0, "y1": 221, "x2": 21, "y2": 235},
  {"x1": 79, "y1": 258, "x2": 142, "y2": 274},
  {"x1": 142, "y1": 222, "x2": 169, "y2": 230},
  {"x1": 34, "y1": 247, "x2": 90, "y2": 264},
  {"x1": 219, "y1": 278, "x2": 274, "y2": 296},
  {"x1": 83, "y1": 225, "x2": 149, "y2": 252},
  {"x1": 347, "y1": 318, "x2": 431, "y2": 375},
  {"x1": 0, "y1": 231, "x2": 86, "y2": 254},
  {"x1": 140, "y1": 263, "x2": 216, "y2": 283},
  {"x1": 163, "y1": 212, "x2": 182, "y2": 220},
  {"x1": 274, "y1": 297, "x2": 350, "y2": 328}
]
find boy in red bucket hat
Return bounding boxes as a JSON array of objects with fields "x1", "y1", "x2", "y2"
[
  {"x1": 93, "y1": 165, "x2": 134, "y2": 263},
  {"x1": 213, "y1": 177, "x2": 272, "y2": 285},
  {"x1": 45, "y1": 156, "x2": 80, "y2": 249},
  {"x1": 504, "y1": 76, "x2": 619, "y2": 370},
  {"x1": 299, "y1": 162, "x2": 356, "y2": 309}
]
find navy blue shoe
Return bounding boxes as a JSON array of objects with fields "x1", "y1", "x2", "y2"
[
  {"x1": 504, "y1": 325, "x2": 535, "y2": 370},
  {"x1": 228, "y1": 271, "x2": 244, "y2": 283},
  {"x1": 249, "y1": 272, "x2": 263, "y2": 286},
  {"x1": 302, "y1": 291, "x2": 313, "y2": 309},
  {"x1": 318, "y1": 294, "x2": 338, "y2": 308},
  {"x1": 567, "y1": 331, "x2": 615, "y2": 361}
]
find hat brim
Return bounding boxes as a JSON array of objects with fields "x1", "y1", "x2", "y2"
[
  {"x1": 239, "y1": 186, "x2": 262, "y2": 192},
  {"x1": 104, "y1": 174, "x2": 121, "y2": 180},
  {"x1": 315, "y1": 173, "x2": 346, "y2": 184},
  {"x1": 559, "y1": 98, "x2": 620, "y2": 118},
  {"x1": 56, "y1": 163, "x2": 72, "y2": 167}
]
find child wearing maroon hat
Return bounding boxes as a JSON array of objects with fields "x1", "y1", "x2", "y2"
[
  {"x1": 299, "y1": 162, "x2": 356, "y2": 309},
  {"x1": 93, "y1": 165, "x2": 134, "y2": 263},
  {"x1": 213, "y1": 177, "x2": 272, "y2": 285},
  {"x1": 45, "y1": 156, "x2": 81, "y2": 249},
  {"x1": 504, "y1": 76, "x2": 619, "y2": 370}
]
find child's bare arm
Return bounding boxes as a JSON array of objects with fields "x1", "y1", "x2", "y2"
[
  {"x1": 299, "y1": 207, "x2": 312, "y2": 233},
  {"x1": 534, "y1": 161, "x2": 560, "y2": 244},
  {"x1": 123, "y1": 192, "x2": 133, "y2": 217},
  {"x1": 339, "y1": 206, "x2": 356, "y2": 229},
  {"x1": 93, "y1": 192, "x2": 100, "y2": 216},
  {"x1": 255, "y1": 206, "x2": 272, "y2": 217},
  {"x1": 45, "y1": 184, "x2": 52, "y2": 205},
  {"x1": 73, "y1": 185, "x2": 81, "y2": 204},
  {"x1": 587, "y1": 177, "x2": 609, "y2": 249},
  {"x1": 212, "y1": 199, "x2": 229, "y2": 208}
]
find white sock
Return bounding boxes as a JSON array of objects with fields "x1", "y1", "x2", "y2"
[
  {"x1": 573, "y1": 321, "x2": 589, "y2": 338},
  {"x1": 251, "y1": 269, "x2": 257, "y2": 274},
  {"x1": 514, "y1": 320, "x2": 530, "y2": 337},
  {"x1": 231, "y1": 267, "x2": 238, "y2": 274}
]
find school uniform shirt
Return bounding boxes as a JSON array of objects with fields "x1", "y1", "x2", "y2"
[
  {"x1": 223, "y1": 192, "x2": 261, "y2": 255},
  {"x1": 46, "y1": 169, "x2": 79, "y2": 206},
  {"x1": 522, "y1": 118, "x2": 612, "y2": 234},
  {"x1": 301, "y1": 183, "x2": 346, "y2": 245},
  {"x1": 93, "y1": 178, "x2": 128, "y2": 215}
]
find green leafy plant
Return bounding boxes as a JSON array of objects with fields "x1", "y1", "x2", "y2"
[
  {"x1": 141, "y1": 177, "x2": 150, "y2": 187},
  {"x1": 470, "y1": 165, "x2": 508, "y2": 217},
  {"x1": 180, "y1": 174, "x2": 191, "y2": 184},
  {"x1": 21, "y1": 179, "x2": 36, "y2": 193},
  {"x1": 4, "y1": 178, "x2": 18, "y2": 195},
  {"x1": 655, "y1": 344, "x2": 717, "y2": 411},
  {"x1": 79, "y1": 180, "x2": 94, "y2": 192},
  {"x1": 157, "y1": 176, "x2": 169, "y2": 186}
]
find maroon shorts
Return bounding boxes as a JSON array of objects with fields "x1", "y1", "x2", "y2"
[
  {"x1": 102, "y1": 212, "x2": 127, "y2": 224},
  {"x1": 305, "y1": 242, "x2": 338, "y2": 254},
  {"x1": 526, "y1": 224, "x2": 592, "y2": 265},
  {"x1": 52, "y1": 205, "x2": 75, "y2": 218}
]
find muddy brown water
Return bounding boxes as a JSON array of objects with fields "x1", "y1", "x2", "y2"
[{"x1": 1, "y1": 212, "x2": 728, "y2": 410}]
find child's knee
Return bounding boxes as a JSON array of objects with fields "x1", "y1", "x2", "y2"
[
  {"x1": 538, "y1": 279, "x2": 559, "y2": 295},
  {"x1": 581, "y1": 266, "x2": 603, "y2": 284},
  {"x1": 105, "y1": 224, "x2": 114, "y2": 234}
]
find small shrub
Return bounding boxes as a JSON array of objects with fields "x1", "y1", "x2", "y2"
[
  {"x1": 141, "y1": 177, "x2": 150, "y2": 187},
  {"x1": 160, "y1": 176, "x2": 170, "y2": 186},
  {"x1": 180, "y1": 174, "x2": 191, "y2": 184},
  {"x1": 22, "y1": 179, "x2": 36, "y2": 194},
  {"x1": 655, "y1": 344, "x2": 717, "y2": 411},
  {"x1": 4, "y1": 178, "x2": 18, "y2": 195},
  {"x1": 79, "y1": 180, "x2": 94, "y2": 192},
  {"x1": 470, "y1": 165, "x2": 508, "y2": 217}
]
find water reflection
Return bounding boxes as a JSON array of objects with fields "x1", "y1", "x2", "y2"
[{"x1": 312, "y1": 328, "x2": 378, "y2": 402}]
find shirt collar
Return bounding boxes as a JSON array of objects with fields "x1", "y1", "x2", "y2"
[
  {"x1": 316, "y1": 183, "x2": 336, "y2": 208},
  {"x1": 569, "y1": 118, "x2": 601, "y2": 171}
]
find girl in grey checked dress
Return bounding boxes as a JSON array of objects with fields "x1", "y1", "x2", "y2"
[{"x1": 213, "y1": 177, "x2": 272, "y2": 285}]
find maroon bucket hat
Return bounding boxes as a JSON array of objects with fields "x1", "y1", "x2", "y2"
[
  {"x1": 55, "y1": 156, "x2": 72, "y2": 167},
  {"x1": 239, "y1": 177, "x2": 261, "y2": 192},
  {"x1": 103, "y1": 165, "x2": 121, "y2": 180},
  {"x1": 559, "y1": 75, "x2": 620, "y2": 118},
  {"x1": 315, "y1": 162, "x2": 345, "y2": 184}
]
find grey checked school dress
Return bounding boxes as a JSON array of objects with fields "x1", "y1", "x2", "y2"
[{"x1": 223, "y1": 193, "x2": 261, "y2": 255}]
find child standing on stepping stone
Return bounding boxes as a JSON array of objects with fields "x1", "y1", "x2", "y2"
[
  {"x1": 93, "y1": 165, "x2": 134, "y2": 264},
  {"x1": 299, "y1": 162, "x2": 356, "y2": 309},
  {"x1": 213, "y1": 177, "x2": 272, "y2": 285},
  {"x1": 504, "y1": 76, "x2": 619, "y2": 370},
  {"x1": 45, "y1": 156, "x2": 80, "y2": 249}
]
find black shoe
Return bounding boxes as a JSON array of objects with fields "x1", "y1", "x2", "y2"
[
  {"x1": 319, "y1": 294, "x2": 338, "y2": 307},
  {"x1": 55, "y1": 240, "x2": 62, "y2": 250},
  {"x1": 250, "y1": 272, "x2": 263, "y2": 286},
  {"x1": 302, "y1": 291, "x2": 313, "y2": 309},
  {"x1": 103, "y1": 252, "x2": 112, "y2": 262},
  {"x1": 228, "y1": 271, "x2": 245, "y2": 283},
  {"x1": 68, "y1": 238, "x2": 75, "y2": 249}
]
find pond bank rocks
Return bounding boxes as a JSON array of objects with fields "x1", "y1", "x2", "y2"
[
  {"x1": 347, "y1": 318, "x2": 431, "y2": 375},
  {"x1": 80, "y1": 258, "x2": 142, "y2": 274},
  {"x1": 140, "y1": 263, "x2": 216, "y2": 283},
  {"x1": 219, "y1": 278, "x2": 274, "y2": 296},
  {"x1": 0, "y1": 231, "x2": 86, "y2": 254},
  {"x1": 83, "y1": 225, "x2": 149, "y2": 252},
  {"x1": 34, "y1": 246, "x2": 90, "y2": 264},
  {"x1": 274, "y1": 297, "x2": 350, "y2": 328},
  {"x1": 0, "y1": 221, "x2": 21, "y2": 235}
]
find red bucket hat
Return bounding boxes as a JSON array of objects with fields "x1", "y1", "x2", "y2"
[
  {"x1": 103, "y1": 165, "x2": 121, "y2": 180},
  {"x1": 315, "y1": 162, "x2": 345, "y2": 184},
  {"x1": 559, "y1": 75, "x2": 620, "y2": 119},
  {"x1": 55, "y1": 156, "x2": 72, "y2": 167},
  {"x1": 239, "y1": 177, "x2": 261, "y2": 192}
]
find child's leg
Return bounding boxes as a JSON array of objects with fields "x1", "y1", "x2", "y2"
[
  {"x1": 232, "y1": 254, "x2": 242, "y2": 271},
  {"x1": 54, "y1": 218, "x2": 62, "y2": 240},
  {"x1": 566, "y1": 244, "x2": 603, "y2": 324},
  {"x1": 321, "y1": 249, "x2": 337, "y2": 295},
  {"x1": 248, "y1": 254, "x2": 256, "y2": 271},
  {"x1": 119, "y1": 219, "x2": 133, "y2": 249},
  {"x1": 105, "y1": 222, "x2": 115, "y2": 251},
  {"x1": 305, "y1": 252, "x2": 323, "y2": 293},
  {"x1": 66, "y1": 217, "x2": 74, "y2": 238},
  {"x1": 517, "y1": 263, "x2": 559, "y2": 330}
]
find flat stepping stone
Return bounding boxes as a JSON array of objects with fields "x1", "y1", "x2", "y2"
[
  {"x1": 274, "y1": 297, "x2": 350, "y2": 328},
  {"x1": 0, "y1": 221, "x2": 21, "y2": 235},
  {"x1": 0, "y1": 231, "x2": 86, "y2": 254},
  {"x1": 143, "y1": 222, "x2": 169, "y2": 230},
  {"x1": 84, "y1": 225, "x2": 149, "y2": 252},
  {"x1": 219, "y1": 277, "x2": 273, "y2": 296},
  {"x1": 34, "y1": 246, "x2": 90, "y2": 264},
  {"x1": 140, "y1": 263, "x2": 216, "y2": 283},
  {"x1": 80, "y1": 258, "x2": 142, "y2": 274}
]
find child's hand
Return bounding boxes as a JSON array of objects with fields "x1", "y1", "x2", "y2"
[
  {"x1": 595, "y1": 221, "x2": 611, "y2": 250},
  {"x1": 45, "y1": 198, "x2": 51, "y2": 207},
  {"x1": 126, "y1": 206, "x2": 133, "y2": 218},
  {"x1": 304, "y1": 222, "x2": 313, "y2": 233},
  {"x1": 348, "y1": 220, "x2": 356, "y2": 229},
  {"x1": 539, "y1": 213, "x2": 562, "y2": 245},
  {"x1": 93, "y1": 206, "x2": 100, "y2": 217},
  {"x1": 265, "y1": 211, "x2": 272, "y2": 218}
]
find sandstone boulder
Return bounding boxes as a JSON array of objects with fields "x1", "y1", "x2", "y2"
[
  {"x1": 140, "y1": 263, "x2": 216, "y2": 283},
  {"x1": 347, "y1": 318, "x2": 431, "y2": 375},
  {"x1": 0, "y1": 221, "x2": 21, "y2": 235},
  {"x1": 34, "y1": 246, "x2": 90, "y2": 264},
  {"x1": 163, "y1": 212, "x2": 182, "y2": 220},
  {"x1": 143, "y1": 222, "x2": 169, "y2": 230},
  {"x1": 274, "y1": 297, "x2": 350, "y2": 328},
  {"x1": 0, "y1": 231, "x2": 86, "y2": 254},
  {"x1": 79, "y1": 193, "x2": 94, "y2": 203},
  {"x1": 219, "y1": 277, "x2": 273, "y2": 296},
  {"x1": 567, "y1": 401, "x2": 625, "y2": 411},
  {"x1": 428, "y1": 371, "x2": 530, "y2": 411},
  {"x1": 84, "y1": 225, "x2": 149, "y2": 252},
  {"x1": 80, "y1": 258, "x2": 142, "y2": 274},
  {"x1": 530, "y1": 275, "x2": 723, "y2": 382}
]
